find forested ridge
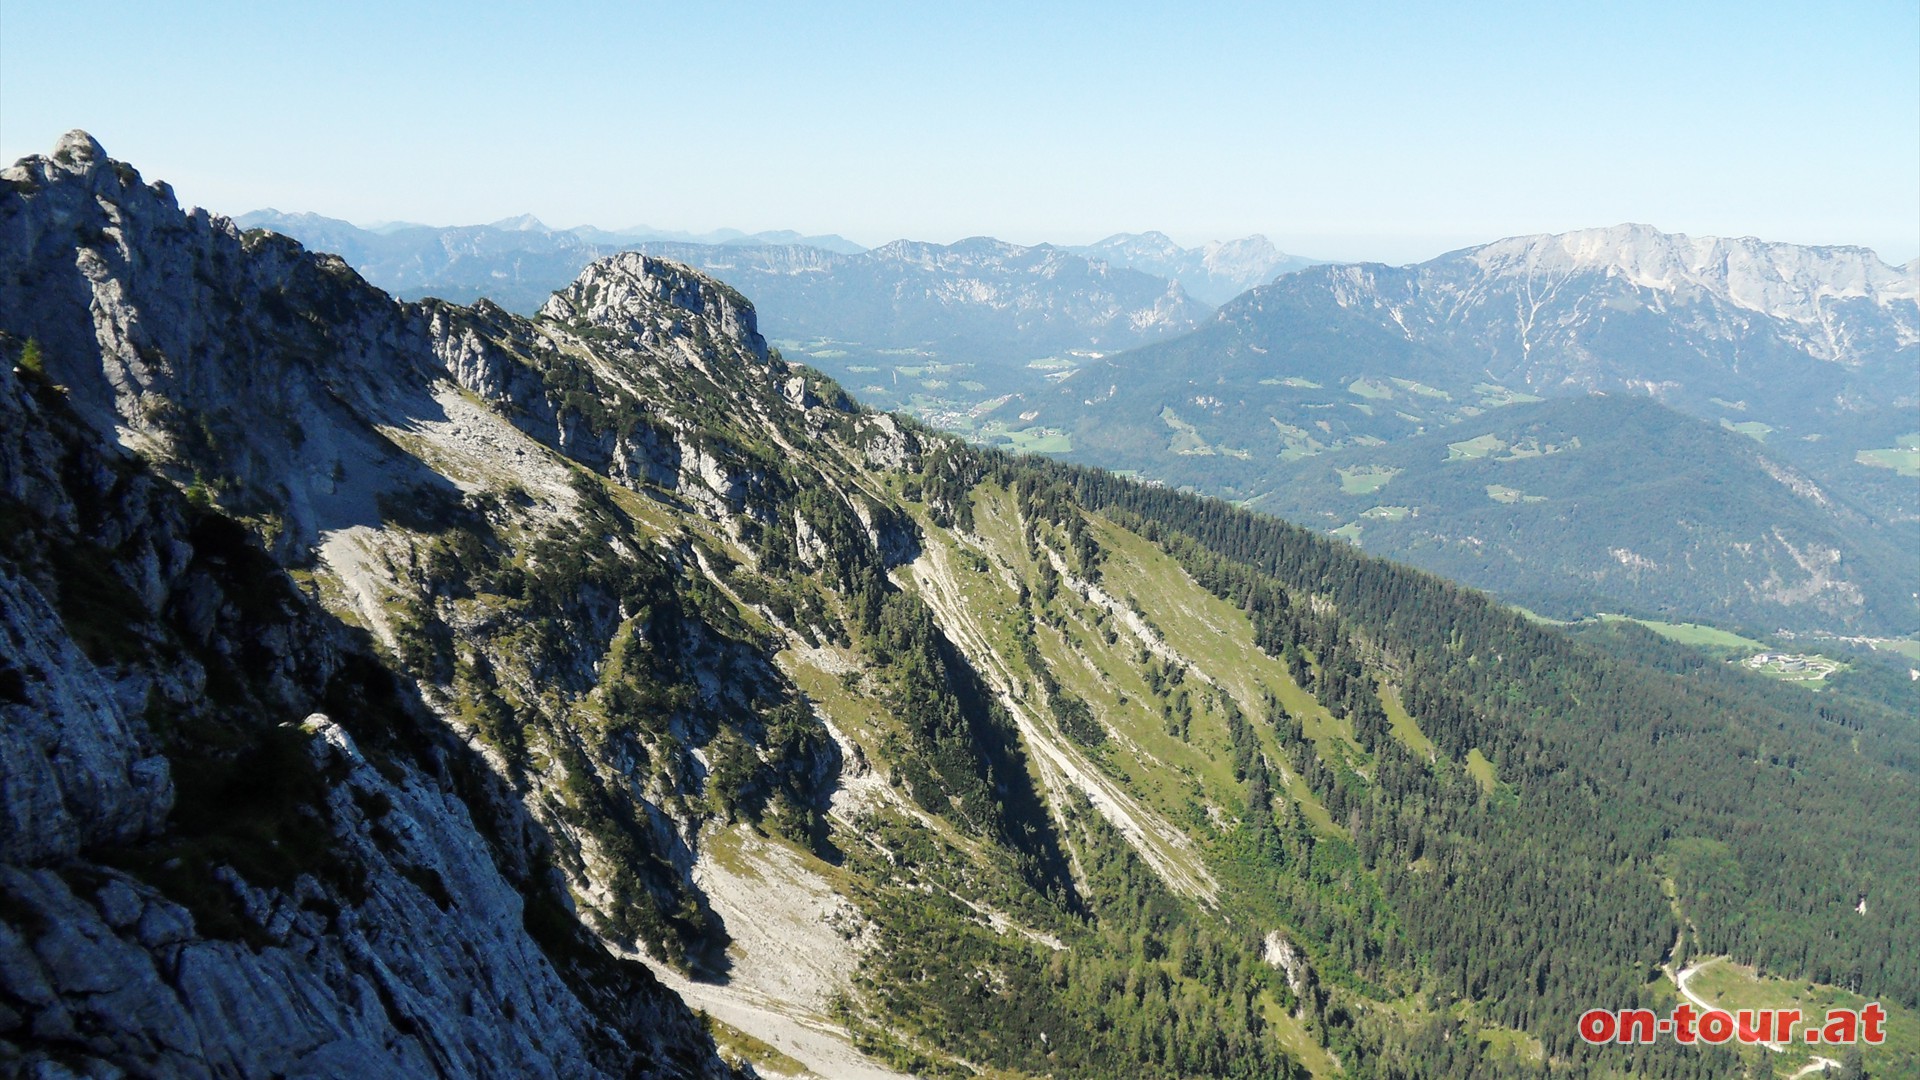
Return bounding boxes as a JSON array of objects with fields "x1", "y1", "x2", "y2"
[
  {"x1": 1054, "y1": 457, "x2": 1920, "y2": 1005},
  {"x1": 804, "y1": 431, "x2": 1896, "y2": 1077}
]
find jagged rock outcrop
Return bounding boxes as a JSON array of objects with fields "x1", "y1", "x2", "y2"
[{"x1": 541, "y1": 252, "x2": 770, "y2": 364}]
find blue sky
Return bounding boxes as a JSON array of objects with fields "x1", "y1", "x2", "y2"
[{"x1": 3, "y1": 1, "x2": 1915, "y2": 263}]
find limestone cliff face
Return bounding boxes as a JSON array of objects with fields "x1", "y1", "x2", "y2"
[
  {"x1": 541, "y1": 252, "x2": 770, "y2": 365},
  {"x1": 0, "y1": 346, "x2": 738, "y2": 1077}
]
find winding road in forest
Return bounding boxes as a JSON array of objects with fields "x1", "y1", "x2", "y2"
[{"x1": 1670, "y1": 958, "x2": 1840, "y2": 1078}]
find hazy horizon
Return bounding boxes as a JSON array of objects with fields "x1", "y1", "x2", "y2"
[
  {"x1": 216, "y1": 204, "x2": 1920, "y2": 270},
  {"x1": 4, "y1": 2, "x2": 1916, "y2": 265}
]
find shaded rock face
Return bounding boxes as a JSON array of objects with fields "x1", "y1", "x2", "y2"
[
  {"x1": 0, "y1": 571, "x2": 173, "y2": 866},
  {"x1": 0, "y1": 130, "x2": 872, "y2": 967},
  {"x1": 0, "y1": 134, "x2": 739, "y2": 1080},
  {"x1": 1, "y1": 129, "x2": 452, "y2": 555}
]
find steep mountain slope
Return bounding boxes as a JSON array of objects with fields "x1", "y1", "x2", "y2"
[
  {"x1": 0, "y1": 360, "x2": 741, "y2": 1080},
  {"x1": 1068, "y1": 231, "x2": 1322, "y2": 304},
  {"x1": 1250, "y1": 394, "x2": 1919, "y2": 633},
  {"x1": 0, "y1": 144, "x2": 741, "y2": 1078},
  {"x1": 9, "y1": 135, "x2": 1920, "y2": 1080}
]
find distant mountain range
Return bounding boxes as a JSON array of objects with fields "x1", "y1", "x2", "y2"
[
  {"x1": 1014, "y1": 224, "x2": 1919, "y2": 633},
  {"x1": 1039, "y1": 223, "x2": 1917, "y2": 452},
  {"x1": 622, "y1": 238, "x2": 1218, "y2": 426},
  {"x1": 233, "y1": 210, "x2": 1918, "y2": 633},
  {"x1": 234, "y1": 214, "x2": 1325, "y2": 431},
  {"x1": 233, "y1": 209, "x2": 864, "y2": 312},
  {"x1": 234, "y1": 212, "x2": 1231, "y2": 424},
  {"x1": 238, "y1": 211, "x2": 1312, "y2": 313},
  {"x1": 631, "y1": 235, "x2": 1207, "y2": 371},
  {"x1": 1066, "y1": 231, "x2": 1320, "y2": 304}
]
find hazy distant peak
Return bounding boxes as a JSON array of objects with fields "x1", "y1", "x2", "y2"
[
  {"x1": 363, "y1": 219, "x2": 431, "y2": 234},
  {"x1": 487, "y1": 213, "x2": 551, "y2": 233},
  {"x1": 1070, "y1": 231, "x2": 1320, "y2": 304},
  {"x1": 866, "y1": 236, "x2": 1034, "y2": 265},
  {"x1": 1202, "y1": 234, "x2": 1275, "y2": 255},
  {"x1": 1196, "y1": 235, "x2": 1284, "y2": 275},
  {"x1": 235, "y1": 208, "x2": 358, "y2": 230},
  {"x1": 1085, "y1": 230, "x2": 1181, "y2": 256}
]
